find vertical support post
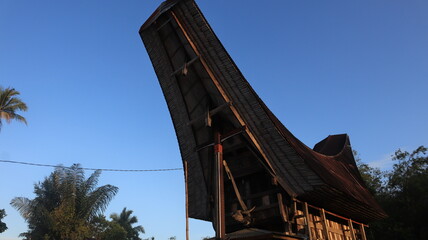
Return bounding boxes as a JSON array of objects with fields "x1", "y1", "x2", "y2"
[
  {"x1": 320, "y1": 209, "x2": 331, "y2": 240},
  {"x1": 214, "y1": 131, "x2": 225, "y2": 239},
  {"x1": 276, "y1": 194, "x2": 287, "y2": 223},
  {"x1": 340, "y1": 221, "x2": 347, "y2": 239},
  {"x1": 184, "y1": 160, "x2": 190, "y2": 240},
  {"x1": 312, "y1": 211, "x2": 321, "y2": 240},
  {"x1": 303, "y1": 202, "x2": 312, "y2": 240},
  {"x1": 359, "y1": 224, "x2": 367, "y2": 240},
  {"x1": 291, "y1": 200, "x2": 297, "y2": 235},
  {"x1": 348, "y1": 219, "x2": 356, "y2": 240}
]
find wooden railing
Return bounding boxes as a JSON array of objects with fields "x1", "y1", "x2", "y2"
[{"x1": 290, "y1": 200, "x2": 368, "y2": 240}]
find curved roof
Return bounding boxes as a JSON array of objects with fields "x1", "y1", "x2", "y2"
[
  {"x1": 140, "y1": 0, "x2": 387, "y2": 223},
  {"x1": 266, "y1": 104, "x2": 386, "y2": 221}
]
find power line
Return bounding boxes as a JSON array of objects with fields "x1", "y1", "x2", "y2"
[{"x1": 0, "y1": 159, "x2": 183, "y2": 172}]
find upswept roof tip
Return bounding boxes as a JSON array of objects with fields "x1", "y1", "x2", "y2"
[{"x1": 140, "y1": 0, "x2": 181, "y2": 32}]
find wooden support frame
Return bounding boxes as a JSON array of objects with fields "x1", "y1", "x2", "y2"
[
  {"x1": 303, "y1": 202, "x2": 312, "y2": 240},
  {"x1": 276, "y1": 193, "x2": 290, "y2": 233},
  {"x1": 320, "y1": 209, "x2": 331, "y2": 240},
  {"x1": 340, "y1": 221, "x2": 348, "y2": 240},
  {"x1": 170, "y1": 56, "x2": 200, "y2": 76},
  {"x1": 360, "y1": 224, "x2": 367, "y2": 240},
  {"x1": 194, "y1": 126, "x2": 246, "y2": 152},
  {"x1": 277, "y1": 193, "x2": 287, "y2": 222},
  {"x1": 360, "y1": 225, "x2": 367, "y2": 240},
  {"x1": 348, "y1": 219, "x2": 356, "y2": 240},
  {"x1": 296, "y1": 200, "x2": 370, "y2": 240},
  {"x1": 184, "y1": 160, "x2": 190, "y2": 240},
  {"x1": 214, "y1": 131, "x2": 225, "y2": 239},
  {"x1": 299, "y1": 201, "x2": 368, "y2": 227},
  {"x1": 156, "y1": 17, "x2": 172, "y2": 31},
  {"x1": 169, "y1": 10, "x2": 297, "y2": 198},
  {"x1": 223, "y1": 159, "x2": 248, "y2": 212},
  {"x1": 187, "y1": 102, "x2": 231, "y2": 126}
]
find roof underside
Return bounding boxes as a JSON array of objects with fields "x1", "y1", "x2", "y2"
[{"x1": 140, "y1": 0, "x2": 387, "y2": 223}]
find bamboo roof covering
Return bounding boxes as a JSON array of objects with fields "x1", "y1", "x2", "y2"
[{"x1": 139, "y1": 0, "x2": 387, "y2": 223}]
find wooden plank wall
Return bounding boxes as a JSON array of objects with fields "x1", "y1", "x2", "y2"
[{"x1": 293, "y1": 202, "x2": 367, "y2": 240}]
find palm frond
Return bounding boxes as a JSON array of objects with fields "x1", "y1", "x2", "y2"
[
  {"x1": 0, "y1": 86, "x2": 8, "y2": 107},
  {"x1": 10, "y1": 197, "x2": 33, "y2": 220},
  {"x1": 110, "y1": 213, "x2": 119, "y2": 221},
  {"x1": 133, "y1": 225, "x2": 145, "y2": 234},
  {"x1": 129, "y1": 215, "x2": 138, "y2": 225},
  {"x1": 0, "y1": 86, "x2": 27, "y2": 130},
  {"x1": 5, "y1": 96, "x2": 28, "y2": 108},
  {"x1": 85, "y1": 184, "x2": 118, "y2": 219},
  {"x1": 81, "y1": 170, "x2": 101, "y2": 195},
  {"x1": 13, "y1": 113, "x2": 27, "y2": 124}
]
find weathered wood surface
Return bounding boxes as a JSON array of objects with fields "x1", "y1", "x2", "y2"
[{"x1": 140, "y1": 0, "x2": 387, "y2": 234}]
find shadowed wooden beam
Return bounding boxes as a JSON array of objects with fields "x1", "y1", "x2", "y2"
[
  {"x1": 303, "y1": 202, "x2": 312, "y2": 240},
  {"x1": 348, "y1": 219, "x2": 356, "y2": 240},
  {"x1": 194, "y1": 126, "x2": 246, "y2": 152},
  {"x1": 184, "y1": 160, "x2": 189, "y2": 240},
  {"x1": 187, "y1": 102, "x2": 231, "y2": 126},
  {"x1": 321, "y1": 209, "x2": 331, "y2": 240},
  {"x1": 170, "y1": 56, "x2": 200, "y2": 77},
  {"x1": 214, "y1": 131, "x2": 225, "y2": 239},
  {"x1": 360, "y1": 224, "x2": 367, "y2": 240}
]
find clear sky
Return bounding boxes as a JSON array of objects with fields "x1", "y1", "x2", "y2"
[{"x1": 1, "y1": 0, "x2": 427, "y2": 239}]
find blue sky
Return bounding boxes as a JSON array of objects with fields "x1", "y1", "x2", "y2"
[{"x1": 1, "y1": 0, "x2": 427, "y2": 239}]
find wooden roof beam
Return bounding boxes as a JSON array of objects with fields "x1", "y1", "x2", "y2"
[
  {"x1": 186, "y1": 101, "x2": 231, "y2": 126},
  {"x1": 194, "y1": 126, "x2": 246, "y2": 152},
  {"x1": 170, "y1": 55, "x2": 200, "y2": 77}
]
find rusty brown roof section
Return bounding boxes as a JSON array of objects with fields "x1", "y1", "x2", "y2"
[
  {"x1": 263, "y1": 103, "x2": 386, "y2": 221},
  {"x1": 140, "y1": 0, "x2": 179, "y2": 31},
  {"x1": 140, "y1": 0, "x2": 387, "y2": 223}
]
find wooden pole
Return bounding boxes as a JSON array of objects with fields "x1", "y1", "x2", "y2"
[
  {"x1": 276, "y1": 193, "x2": 288, "y2": 230},
  {"x1": 214, "y1": 131, "x2": 225, "y2": 239},
  {"x1": 359, "y1": 223, "x2": 367, "y2": 240},
  {"x1": 348, "y1": 219, "x2": 356, "y2": 240},
  {"x1": 303, "y1": 202, "x2": 312, "y2": 240},
  {"x1": 340, "y1": 221, "x2": 348, "y2": 240},
  {"x1": 320, "y1": 209, "x2": 331, "y2": 240},
  {"x1": 184, "y1": 160, "x2": 190, "y2": 240}
]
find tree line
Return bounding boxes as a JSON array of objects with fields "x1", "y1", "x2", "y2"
[{"x1": 356, "y1": 146, "x2": 428, "y2": 240}]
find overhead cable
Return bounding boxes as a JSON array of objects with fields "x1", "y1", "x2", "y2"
[{"x1": 0, "y1": 159, "x2": 183, "y2": 172}]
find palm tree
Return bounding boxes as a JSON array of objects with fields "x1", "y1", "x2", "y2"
[
  {"x1": 111, "y1": 208, "x2": 145, "y2": 240},
  {"x1": 0, "y1": 209, "x2": 7, "y2": 233},
  {"x1": 11, "y1": 164, "x2": 118, "y2": 240},
  {"x1": 0, "y1": 86, "x2": 28, "y2": 130}
]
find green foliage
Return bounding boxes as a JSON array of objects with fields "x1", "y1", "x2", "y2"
[
  {"x1": 91, "y1": 209, "x2": 145, "y2": 240},
  {"x1": 354, "y1": 150, "x2": 385, "y2": 195},
  {"x1": 111, "y1": 207, "x2": 145, "y2": 240},
  {"x1": 0, "y1": 86, "x2": 28, "y2": 130},
  {"x1": 0, "y1": 209, "x2": 7, "y2": 233},
  {"x1": 10, "y1": 164, "x2": 118, "y2": 240},
  {"x1": 357, "y1": 146, "x2": 428, "y2": 240},
  {"x1": 102, "y1": 221, "x2": 128, "y2": 240},
  {"x1": 91, "y1": 215, "x2": 111, "y2": 239},
  {"x1": 91, "y1": 215, "x2": 127, "y2": 240}
]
